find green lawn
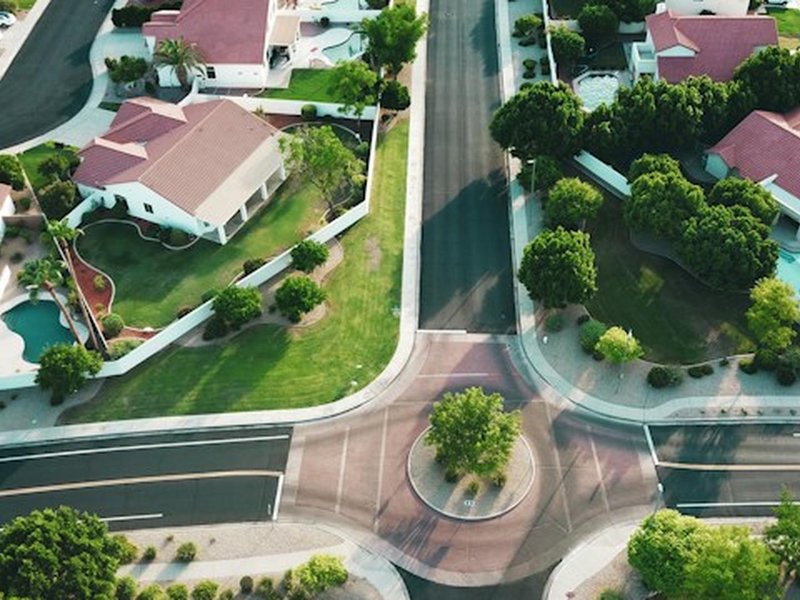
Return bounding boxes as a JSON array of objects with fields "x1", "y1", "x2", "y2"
[
  {"x1": 17, "y1": 142, "x2": 78, "y2": 192},
  {"x1": 17, "y1": 0, "x2": 36, "y2": 10},
  {"x1": 585, "y1": 193, "x2": 754, "y2": 364},
  {"x1": 77, "y1": 179, "x2": 325, "y2": 328},
  {"x1": 260, "y1": 69, "x2": 342, "y2": 103},
  {"x1": 62, "y1": 119, "x2": 409, "y2": 422},
  {"x1": 584, "y1": 44, "x2": 628, "y2": 70},
  {"x1": 550, "y1": 0, "x2": 588, "y2": 18},
  {"x1": 768, "y1": 7, "x2": 800, "y2": 49}
]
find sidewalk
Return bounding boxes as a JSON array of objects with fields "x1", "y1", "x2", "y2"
[
  {"x1": 118, "y1": 522, "x2": 409, "y2": 599},
  {"x1": 0, "y1": 0, "x2": 52, "y2": 81}
]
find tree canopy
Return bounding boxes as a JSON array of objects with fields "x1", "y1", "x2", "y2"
[
  {"x1": 678, "y1": 204, "x2": 778, "y2": 291},
  {"x1": 490, "y1": 82, "x2": 584, "y2": 160},
  {"x1": 595, "y1": 326, "x2": 643, "y2": 364},
  {"x1": 0, "y1": 506, "x2": 123, "y2": 600},
  {"x1": 746, "y1": 277, "x2": 800, "y2": 354},
  {"x1": 275, "y1": 275, "x2": 326, "y2": 323},
  {"x1": 549, "y1": 26, "x2": 585, "y2": 66},
  {"x1": 544, "y1": 177, "x2": 604, "y2": 229},
  {"x1": 625, "y1": 171, "x2": 705, "y2": 241},
  {"x1": 734, "y1": 46, "x2": 800, "y2": 114},
  {"x1": 212, "y1": 286, "x2": 262, "y2": 329},
  {"x1": 153, "y1": 38, "x2": 205, "y2": 91},
  {"x1": 0, "y1": 154, "x2": 25, "y2": 190},
  {"x1": 36, "y1": 344, "x2": 103, "y2": 403},
  {"x1": 331, "y1": 59, "x2": 378, "y2": 120},
  {"x1": 380, "y1": 79, "x2": 411, "y2": 112},
  {"x1": 766, "y1": 489, "x2": 800, "y2": 577},
  {"x1": 517, "y1": 227, "x2": 597, "y2": 308},
  {"x1": 577, "y1": 3, "x2": 618, "y2": 43},
  {"x1": 291, "y1": 239, "x2": 330, "y2": 273},
  {"x1": 38, "y1": 180, "x2": 77, "y2": 220},
  {"x1": 359, "y1": 4, "x2": 427, "y2": 75},
  {"x1": 425, "y1": 387, "x2": 521, "y2": 478},
  {"x1": 708, "y1": 177, "x2": 779, "y2": 226},
  {"x1": 627, "y1": 153, "x2": 681, "y2": 183},
  {"x1": 601, "y1": 0, "x2": 656, "y2": 23}
]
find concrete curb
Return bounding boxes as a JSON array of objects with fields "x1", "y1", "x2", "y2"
[{"x1": 0, "y1": 0, "x2": 53, "y2": 81}]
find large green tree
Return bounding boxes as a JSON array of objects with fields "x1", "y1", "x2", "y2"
[
  {"x1": 595, "y1": 326, "x2": 643, "y2": 364},
  {"x1": 279, "y1": 125, "x2": 365, "y2": 210},
  {"x1": 331, "y1": 59, "x2": 379, "y2": 126},
  {"x1": 517, "y1": 227, "x2": 597, "y2": 308},
  {"x1": 625, "y1": 171, "x2": 705, "y2": 240},
  {"x1": 358, "y1": 4, "x2": 427, "y2": 76},
  {"x1": 678, "y1": 204, "x2": 778, "y2": 291},
  {"x1": 425, "y1": 387, "x2": 521, "y2": 478},
  {"x1": 544, "y1": 177, "x2": 604, "y2": 229},
  {"x1": 549, "y1": 26, "x2": 585, "y2": 67},
  {"x1": 746, "y1": 277, "x2": 800, "y2": 354},
  {"x1": 734, "y1": 46, "x2": 800, "y2": 114},
  {"x1": 291, "y1": 239, "x2": 329, "y2": 273},
  {"x1": 766, "y1": 489, "x2": 800, "y2": 577},
  {"x1": 36, "y1": 344, "x2": 102, "y2": 403},
  {"x1": 602, "y1": 0, "x2": 656, "y2": 22},
  {"x1": 491, "y1": 82, "x2": 584, "y2": 160},
  {"x1": 0, "y1": 506, "x2": 122, "y2": 600},
  {"x1": 627, "y1": 153, "x2": 681, "y2": 183},
  {"x1": 153, "y1": 38, "x2": 205, "y2": 91},
  {"x1": 212, "y1": 286, "x2": 262, "y2": 329},
  {"x1": 577, "y1": 3, "x2": 618, "y2": 43},
  {"x1": 683, "y1": 75, "x2": 734, "y2": 143},
  {"x1": 708, "y1": 177, "x2": 779, "y2": 226},
  {"x1": 275, "y1": 275, "x2": 326, "y2": 323},
  {"x1": 37, "y1": 180, "x2": 77, "y2": 220},
  {"x1": 0, "y1": 154, "x2": 25, "y2": 190}
]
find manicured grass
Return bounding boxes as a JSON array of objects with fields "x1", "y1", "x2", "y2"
[
  {"x1": 584, "y1": 44, "x2": 628, "y2": 70},
  {"x1": 77, "y1": 179, "x2": 325, "y2": 328},
  {"x1": 63, "y1": 119, "x2": 408, "y2": 422},
  {"x1": 260, "y1": 69, "x2": 342, "y2": 103},
  {"x1": 17, "y1": 0, "x2": 36, "y2": 10},
  {"x1": 17, "y1": 142, "x2": 78, "y2": 192},
  {"x1": 585, "y1": 193, "x2": 754, "y2": 364},
  {"x1": 768, "y1": 8, "x2": 800, "y2": 48}
]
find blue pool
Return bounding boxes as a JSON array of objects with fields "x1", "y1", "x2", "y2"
[
  {"x1": 323, "y1": 33, "x2": 365, "y2": 63},
  {"x1": 2, "y1": 300, "x2": 74, "y2": 363}
]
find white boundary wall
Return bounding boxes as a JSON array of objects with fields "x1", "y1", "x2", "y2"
[{"x1": 0, "y1": 101, "x2": 381, "y2": 391}]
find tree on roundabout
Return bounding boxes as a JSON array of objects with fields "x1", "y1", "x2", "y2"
[{"x1": 424, "y1": 387, "x2": 521, "y2": 486}]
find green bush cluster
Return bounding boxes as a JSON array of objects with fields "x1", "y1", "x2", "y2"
[
  {"x1": 739, "y1": 357, "x2": 758, "y2": 375},
  {"x1": 174, "y1": 542, "x2": 197, "y2": 563},
  {"x1": 579, "y1": 319, "x2": 607, "y2": 353},
  {"x1": 0, "y1": 154, "x2": 25, "y2": 190},
  {"x1": 111, "y1": 2, "x2": 181, "y2": 27},
  {"x1": 647, "y1": 366, "x2": 682, "y2": 389},
  {"x1": 243, "y1": 257, "x2": 266, "y2": 275},
  {"x1": 686, "y1": 364, "x2": 713, "y2": 378},
  {"x1": 112, "y1": 534, "x2": 138, "y2": 564},
  {"x1": 275, "y1": 275, "x2": 326, "y2": 323},
  {"x1": 102, "y1": 313, "x2": 125, "y2": 339}
]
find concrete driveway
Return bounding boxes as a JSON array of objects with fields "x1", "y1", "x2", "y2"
[{"x1": 0, "y1": 0, "x2": 115, "y2": 149}]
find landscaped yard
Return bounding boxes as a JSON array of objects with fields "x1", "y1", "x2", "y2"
[
  {"x1": 260, "y1": 69, "x2": 342, "y2": 103},
  {"x1": 583, "y1": 43, "x2": 628, "y2": 70},
  {"x1": 76, "y1": 179, "x2": 325, "y2": 329},
  {"x1": 550, "y1": 0, "x2": 588, "y2": 18},
  {"x1": 17, "y1": 142, "x2": 78, "y2": 192},
  {"x1": 768, "y1": 7, "x2": 800, "y2": 49},
  {"x1": 585, "y1": 186, "x2": 754, "y2": 364},
  {"x1": 63, "y1": 119, "x2": 408, "y2": 421}
]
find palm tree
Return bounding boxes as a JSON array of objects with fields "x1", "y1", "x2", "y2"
[
  {"x1": 153, "y1": 38, "x2": 205, "y2": 91},
  {"x1": 17, "y1": 257, "x2": 83, "y2": 345},
  {"x1": 41, "y1": 219, "x2": 104, "y2": 352}
]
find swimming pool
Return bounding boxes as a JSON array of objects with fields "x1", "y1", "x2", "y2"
[
  {"x1": 573, "y1": 72, "x2": 621, "y2": 111},
  {"x1": 1, "y1": 300, "x2": 74, "y2": 363},
  {"x1": 323, "y1": 32, "x2": 365, "y2": 63}
]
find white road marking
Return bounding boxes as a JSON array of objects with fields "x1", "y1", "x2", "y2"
[
  {"x1": 643, "y1": 425, "x2": 659, "y2": 467},
  {"x1": 792, "y1": 433, "x2": 800, "y2": 438},
  {"x1": 659, "y1": 461, "x2": 800, "y2": 471},
  {"x1": 677, "y1": 501, "x2": 787, "y2": 509},
  {"x1": 272, "y1": 474, "x2": 284, "y2": 521},
  {"x1": 101, "y1": 513, "x2": 164, "y2": 523},
  {"x1": 417, "y1": 329, "x2": 468, "y2": 335},
  {"x1": 373, "y1": 407, "x2": 389, "y2": 532},
  {"x1": 417, "y1": 373, "x2": 496, "y2": 378},
  {"x1": 334, "y1": 427, "x2": 350, "y2": 515},
  {"x1": 0, "y1": 434, "x2": 290, "y2": 463},
  {"x1": 0, "y1": 470, "x2": 281, "y2": 498},
  {"x1": 587, "y1": 425, "x2": 610, "y2": 513}
]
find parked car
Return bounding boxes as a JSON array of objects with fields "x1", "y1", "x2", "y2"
[
  {"x1": 765, "y1": 0, "x2": 789, "y2": 5},
  {"x1": 0, "y1": 12, "x2": 16, "y2": 27}
]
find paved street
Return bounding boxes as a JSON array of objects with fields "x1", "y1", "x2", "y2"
[
  {"x1": 285, "y1": 334, "x2": 656, "y2": 592},
  {"x1": 0, "y1": 0, "x2": 114, "y2": 148},
  {"x1": 419, "y1": 0, "x2": 515, "y2": 334},
  {"x1": 650, "y1": 424, "x2": 800, "y2": 517},
  {"x1": 0, "y1": 428, "x2": 291, "y2": 529}
]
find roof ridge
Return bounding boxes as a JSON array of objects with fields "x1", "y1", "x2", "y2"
[{"x1": 176, "y1": 0, "x2": 209, "y2": 23}]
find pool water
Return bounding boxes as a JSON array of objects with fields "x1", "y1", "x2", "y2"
[
  {"x1": 575, "y1": 74, "x2": 620, "y2": 111},
  {"x1": 323, "y1": 33, "x2": 365, "y2": 63},
  {"x1": 2, "y1": 301, "x2": 74, "y2": 363}
]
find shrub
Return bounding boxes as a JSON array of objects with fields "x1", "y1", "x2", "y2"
[
  {"x1": 381, "y1": 80, "x2": 411, "y2": 112},
  {"x1": 116, "y1": 576, "x2": 137, "y2": 600},
  {"x1": 647, "y1": 366, "x2": 682, "y2": 389},
  {"x1": 466, "y1": 480, "x2": 480, "y2": 495},
  {"x1": 38, "y1": 180, "x2": 77, "y2": 219},
  {"x1": 297, "y1": 103, "x2": 317, "y2": 121},
  {"x1": 176, "y1": 305, "x2": 195, "y2": 318},
  {"x1": 0, "y1": 0, "x2": 18, "y2": 14},
  {"x1": 275, "y1": 275, "x2": 326, "y2": 323},
  {"x1": 513, "y1": 14, "x2": 543, "y2": 38},
  {"x1": 142, "y1": 545, "x2": 157, "y2": 561},
  {"x1": 755, "y1": 348, "x2": 780, "y2": 371},
  {"x1": 366, "y1": 0, "x2": 388, "y2": 7},
  {"x1": 294, "y1": 554, "x2": 348, "y2": 594},
  {"x1": 777, "y1": 366, "x2": 797, "y2": 386},
  {"x1": 291, "y1": 239, "x2": 329, "y2": 273},
  {"x1": 93, "y1": 274, "x2": 107, "y2": 291},
  {"x1": 0, "y1": 155, "x2": 25, "y2": 190},
  {"x1": 444, "y1": 468, "x2": 458, "y2": 483},
  {"x1": 576, "y1": 313, "x2": 590, "y2": 325},
  {"x1": 541, "y1": 62, "x2": 551, "y2": 76},
  {"x1": 243, "y1": 257, "x2": 266, "y2": 275},
  {"x1": 218, "y1": 590, "x2": 234, "y2": 600},
  {"x1": 687, "y1": 364, "x2": 713, "y2": 378},
  {"x1": 110, "y1": 3, "x2": 180, "y2": 27},
  {"x1": 492, "y1": 472, "x2": 507, "y2": 487},
  {"x1": 739, "y1": 357, "x2": 758, "y2": 375},
  {"x1": 105, "y1": 55, "x2": 148, "y2": 84},
  {"x1": 545, "y1": 313, "x2": 564, "y2": 332},
  {"x1": 239, "y1": 576, "x2": 254, "y2": 594},
  {"x1": 112, "y1": 534, "x2": 138, "y2": 564},
  {"x1": 165, "y1": 584, "x2": 188, "y2": 600},
  {"x1": 523, "y1": 58, "x2": 536, "y2": 70},
  {"x1": 598, "y1": 590, "x2": 625, "y2": 600},
  {"x1": 190, "y1": 581, "x2": 217, "y2": 600},
  {"x1": 11, "y1": 251, "x2": 24, "y2": 264},
  {"x1": 174, "y1": 542, "x2": 197, "y2": 562},
  {"x1": 39, "y1": 153, "x2": 76, "y2": 183},
  {"x1": 202, "y1": 314, "x2": 229, "y2": 340},
  {"x1": 579, "y1": 319, "x2": 607, "y2": 353},
  {"x1": 168, "y1": 228, "x2": 190, "y2": 247},
  {"x1": 320, "y1": 15, "x2": 330, "y2": 27},
  {"x1": 212, "y1": 285, "x2": 262, "y2": 328},
  {"x1": 136, "y1": 584, "x2": 166, "y2": 600},
  {"x1": 15, "y1": 196, "x2": 31, "y2": 211},
  {"x1": 101, "y1": 313, "x2": 125, "y2": 338},
  {"x1": 201, "y1": 289, "x2": 218, "y2": 303},
  {"x1": 254, "y1": 577, "x2": 275, "y2": 599}
]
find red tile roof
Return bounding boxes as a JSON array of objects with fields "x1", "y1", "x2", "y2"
[
  {"x1": 709, "y1": 109, "x2": 800, "y2": 200},
  {"x1": 143, "y1": 0, "x2": 270, "y2": 65},
  {"x1": 74, "y1": 98, "x2": 281, "y2": 224},
  {"x1": 646, "y1": 10, "x2": 778, "y2": 82}
]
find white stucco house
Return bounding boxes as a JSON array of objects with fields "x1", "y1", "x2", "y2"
[
  {"x1": 143, "y1": 0, "x2": 301, "y2": 89},
  {"x1": 706, "y1": 108, "x2": 800, "y2": 233},
  {"x1": 630, "y1": 7, "x2": 777, "y2": 82},
  {"x1": 664, "y1": 0, "x2": 748, "y2": 16},
  {"x1": 73, "y1": 97, "x2": 287, "y2": 245}
]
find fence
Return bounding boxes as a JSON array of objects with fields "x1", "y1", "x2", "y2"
[
  {"x1": 0, "y1": 101, "x2": 382, "y2": 391},
  {"x1": 189, "y1": 95, "x2": 379, "y2": 121},
  {"x1": 541, "y1": 0, "x2": 558, "y2": 84}
]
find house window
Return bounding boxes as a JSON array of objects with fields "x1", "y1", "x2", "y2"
[
  {"x1": 144, "y1": 203, "x2": 154, "y2": 214},
  {"x1": 206, "y1": 66, "x2": 216, "y2": 79}
]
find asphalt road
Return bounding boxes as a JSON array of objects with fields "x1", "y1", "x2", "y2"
[
  {"x1": 418, "y1": 0, "x2": 516, "y2": 334},
  {"x1": 0, "y1": 0, "x2": 115, "y2": 149},
  {"x1": 0, "y1": 427, "x2": 291, "y2": 529},
  {"x1": 650, "y1": 424, "x2": 800, "y2": 517}
]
